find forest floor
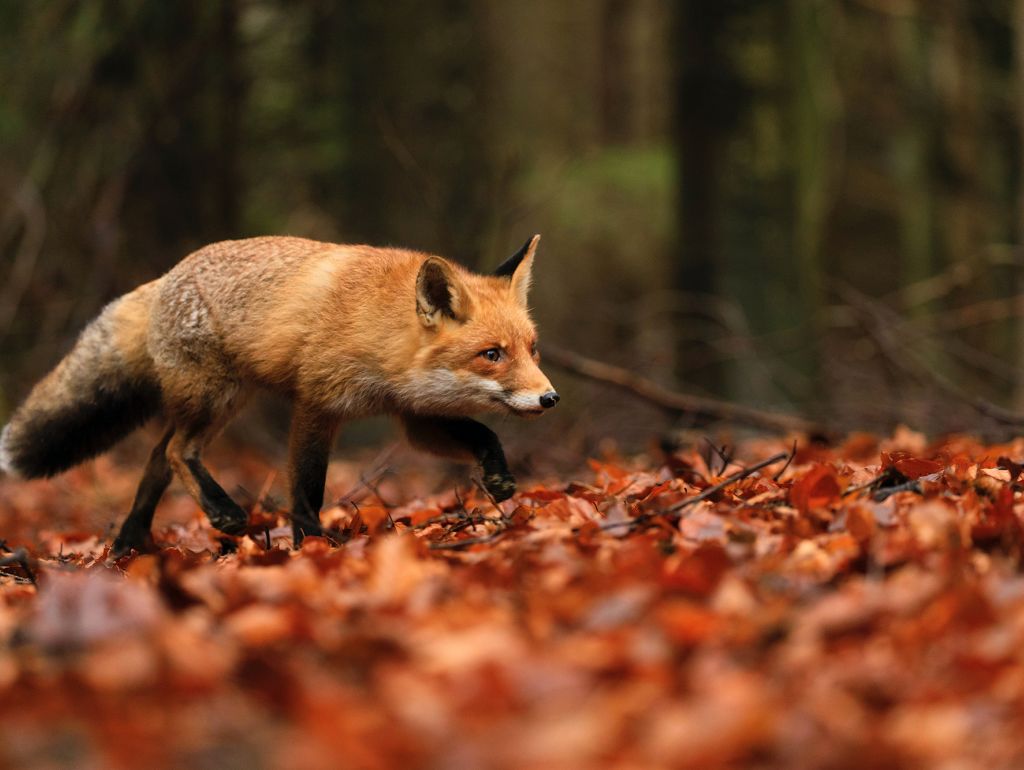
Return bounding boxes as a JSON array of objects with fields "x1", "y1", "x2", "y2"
[{"x1": 3, "y1": 428, "x2": 1024, "y2": 769}]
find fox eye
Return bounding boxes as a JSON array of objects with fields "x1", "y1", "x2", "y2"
[
  {"x1": 530, "y1": 340, "x2": 538, "y2": 357},
  {"x1": 479, "y1": 347, "x2": 503, "y2": 363}
]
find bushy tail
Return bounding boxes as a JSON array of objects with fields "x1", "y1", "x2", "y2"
[{"x1": 0, "y1": 286, "x2": 162, "y2": 479}]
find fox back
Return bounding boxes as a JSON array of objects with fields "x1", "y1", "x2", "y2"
[{"x1": 148, "y1": 235, "x2": 553, "y2": 416}]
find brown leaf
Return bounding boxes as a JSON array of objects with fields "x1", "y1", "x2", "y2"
[
  {"x1": 660, "y1": 544, "x2": 732, "y2": 597},
  {"x1": 789, "y1": 464, "x2": 842, "y2": 514}
]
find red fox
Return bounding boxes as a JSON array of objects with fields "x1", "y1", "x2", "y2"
[{"x1": 0, "y1": 235, "x2": 558, "y2": 554}]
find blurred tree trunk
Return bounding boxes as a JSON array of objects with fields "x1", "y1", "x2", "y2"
[
  {"x1": 338, "y1": 0, "x2": 496, "y2": 263},
  {"x1": 600, "y1": 0, "x2": 632, "y2": 144},
  {"x1": 672, "y1": 2, "x2": 735, "y2": 397},
  {"x1": 1014, "y1": 0, "x2": 1024, "y2": 409},
  {"x1": 933, "y1": 7, "x2": 982, "y2": 284},
  {"x1": 894, "y1": 10, "x2": 935, "y2": 303},
  {"x1": 214, "y1": 0, "x2": 242, "y2": 236},
  {"x1": 933, "y1": 2, "x2": 988, "y2": 398},
  {"x1": 890, "y1": 6, "x2": 947, "y2": 419},
  {"x1": 786, "y1": 0, "x2": 831, "y2": 401},
  {"x1": 892, "y1": 4, "x2": 948, "y2": 392}
]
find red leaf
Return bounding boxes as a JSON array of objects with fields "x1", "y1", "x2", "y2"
[
  {"x1": 789, "y1": 465, "x2": 842, "y2": 514},
  {"x1": 660, "y1": 544, "x2": 732, "y2": 597},
  {"x1": 881, "y1": 450, "x2": 944, "y2": 479}
]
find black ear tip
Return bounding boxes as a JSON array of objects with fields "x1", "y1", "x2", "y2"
[
  {"x1": 521, "y1": 234, "x2": 541, "y2": 253},
  {"x1": 493, "y1": 235, "x2": 540, "y2": 278}
]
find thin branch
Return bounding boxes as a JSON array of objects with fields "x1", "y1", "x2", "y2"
[
  {"x1": 774, "y1": 440, "x2": 799, "y2": 481},
  {"x1": 428, "y1": 529, "x2": 510, "y2": 551},
  {"x1": 541, "y1": 344, "x2": 822, "y2": 436},
  {"x1": 665, "y1": 451, "x2": 791, "y2": 514},
  {"x1": 703, "y1": 438, "x2": 734, "y2": 476},
  {"x1": 0, "y1": 548, "x2": 36, "y2": 585},
  {"x1": 429, "y1": 504, "x2": 511, "y2": 550},
  {"x1": 838, "y1": 285, "x2": 1024, "y2": 427},
  {"x1": 472, "y1": 478, "x2": 511, "y2": 522},
  {"x1": 591, "y1": 451, "x2": 792, "y2": 533},
  {"x1": 335, "y1": 444, "x2": 397, "y2": 507},
  {"x1": 872, "y1": 479, "x2": 922, "y2": 502}
]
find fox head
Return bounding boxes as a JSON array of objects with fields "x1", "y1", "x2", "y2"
[{"x1": 407, "y1": 235, "x2": 559, "y2": 417}]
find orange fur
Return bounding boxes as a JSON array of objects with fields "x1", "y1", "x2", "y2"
[{"x1": 1, "y1": 235, "x2": 557, "y2": 548}]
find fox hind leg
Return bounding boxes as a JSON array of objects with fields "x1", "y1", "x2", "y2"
[
  {"x1": 111, "y1": 426, "x2": 175, "y2": 557},
  {"x1": 166, "y1": 425, "x2": 249, "y2": 536},
  {"x1": 162, "y1": 384, "x2": 250, "y2": 537}
]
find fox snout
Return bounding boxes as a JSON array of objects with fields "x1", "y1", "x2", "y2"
[
  {"x1": 501, "y1": 383, "x2": 560, "y2": 416},
  {"x1": 539, "y1": 391, "x2": 559, "y2": 409}
]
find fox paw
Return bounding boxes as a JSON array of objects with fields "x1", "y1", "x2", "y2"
[
  {"x1": 292, "y1": 523, "x2": 323, "y2": 549},
  {"x1": 483, "y1": 472, "x2": 516, "y2": 503},
  {"x1": 210, "y1": 512, "x2": 249, "y2": 537},
  {"x1": 111, "y1": 530, "x2": 157, "y2": 559}
]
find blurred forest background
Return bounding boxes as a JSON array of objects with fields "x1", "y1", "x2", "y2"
[{"x1": 3, "y1": 0, "x2": 1024, "y2": 456}]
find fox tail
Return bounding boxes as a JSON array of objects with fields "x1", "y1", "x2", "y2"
[{"x1": 0, "y1": 287, "x2": 162, "y2": 479}]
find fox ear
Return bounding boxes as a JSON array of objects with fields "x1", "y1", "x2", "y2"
[
  {"x1": 494, "y1": 234, "x2": 540, "y2": 307},
  {"x1": 416, "y1": 257, "x2": 469, "y2": 327}
]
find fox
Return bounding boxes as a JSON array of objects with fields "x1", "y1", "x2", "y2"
[{"x1": 0, "y1": 235, "x2": 558, "y2": 555}]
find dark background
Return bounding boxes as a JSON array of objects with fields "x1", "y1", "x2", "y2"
[{"x1": 3, "y1": 0, "x2": 1024, "y2": 457}]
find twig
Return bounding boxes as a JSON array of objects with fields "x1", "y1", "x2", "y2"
[
  {"x1": 411, "y1": 512, "x2": 466, "y2": 530},
  {"x1": 665, "y1": 451, "x2": 791, "y2": 515},
  {"x1": 839, "y1": 285, "x2": 1024, "y2": 427},
  {"x1": 843, "y1": 467, "x2": 900, "y2": 499},
  {"x1": 589, "y1": 450, "x2": 792, "y2": 533},
  {"x1": 774, "y1": 440, "x2": 798, "y2": 481},
  {"x1": 362, "y1": 476, "x2": 395, "y2": 509},
  {"x1": 842, "y1": 462, "x2": 930, "y2": 503},
  {"x1": 0, "y1": 548, "x2": 36, "y2": 584},
  {"x1": 541, "y1": 343, "x2": 822, "y2": 435},
  {"x1": 472, "y1": 478, "x2": 511, "y2": 522},
  {"x1": 428, "y1": 513, "x2": 511, "y2": 549},
  {"x1": 872, "y1": 479, "x2": 922, "y2": 502},
  {"x1": 412, "y1": 510, "x2": 503, "y2": 532},
  {"x1": 842, "y1": 478, "x2": 876, "y2": 498},
  {"x1": 409, "y1": 488, "x2": 489, "y2": 531},
  {"x1": 335, "y1": 444, "x2": 397, "y2": 507},
  {"x1": 427, "y1": 483, "x2": 513, "y2": 549},
  {"x1": 255, "y1": 471, "x2": 277, "y2": 513},
  {"x1": 446, "y1": 516, "x2": 480, "y2": 535},
  {"x1": 704, "y1": 438, "x2": 734, "y2": 476},
  {"x1": 428, "y1": 528, "x2": 510, "y2": 550}
]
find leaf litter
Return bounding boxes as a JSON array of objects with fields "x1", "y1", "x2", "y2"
[{"x1": 3, "y1": 430, "x2": 1024, "y2": 767}]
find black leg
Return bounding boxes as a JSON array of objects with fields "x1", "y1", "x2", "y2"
[
  {"x1": 403, "y1": 416, "x2": 515, "y2": 502},
  {"x1": 289, "y1": 440, "x2": 330, "y2": 546},
  {"x1": 288, "y1": 404, "x2": 340, "y2": 547},
  {"x1": 161, "y1": 382, "x2": 250, "y2": 540},
  {"x1": 182, "y1": 456, "x2": 250, "y2": 535},
  {"x1": 454, "y1": 419, "x2": 515, "y2": 502},
  {"x1": 112, "y1": 427, "x2": 175, "y2": 556}
]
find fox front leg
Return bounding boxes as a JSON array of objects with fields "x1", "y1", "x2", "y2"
[
  {"x1": 401, "y1": 415, "x2": 516, "y2": 502},
  {"x1": 288, "y1": 403, "x2": 341, "y2": 546}
]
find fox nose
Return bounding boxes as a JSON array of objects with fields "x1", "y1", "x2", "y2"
[{"x1": 539, "y1": 391, "x2": 560, "y2": 409}]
